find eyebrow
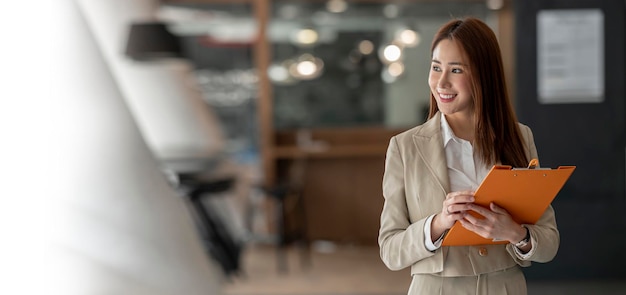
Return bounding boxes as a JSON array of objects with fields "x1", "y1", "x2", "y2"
[{"x1": 432, "y1": 59, "x2": 466, "y2": 66}]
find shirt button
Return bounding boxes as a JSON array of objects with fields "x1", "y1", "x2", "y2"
[{"x1": 478, "y1": 247, "x2": 488, "y2": 256}]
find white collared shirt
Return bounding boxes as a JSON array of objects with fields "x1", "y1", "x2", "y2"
[
  {"x1": 423, "y1": 114, "x2": 532, "y2": 258},
  {"x1": 439, "y1": 113, "x2": 491, "y2": 193}
]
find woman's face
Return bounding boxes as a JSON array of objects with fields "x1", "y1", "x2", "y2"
[{"x1": 428, "y1": 39, "x2": 473, "y2": 119}]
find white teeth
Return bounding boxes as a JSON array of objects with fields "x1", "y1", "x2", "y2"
[{"x1": 440, "y1": 93, "x2": 455, "y2": 99}]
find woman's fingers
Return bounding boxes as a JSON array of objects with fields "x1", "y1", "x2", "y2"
[
  {"x1": 461, "y1": 203, "x2": 521, "y2": 241},
  {"x1": 446, "y1": 190, "x2": 475, "y2": 200},
  {"x1": 447, "y1": 203, "x2": 472, "y2": 214},
  {"x1": 466, "y1": 202, "x2": 510, "y2": 220},
  {"x1": 489, "y1": 202, "x2": 507, "y2": 214},
  {"x1": 445, "y1": 191, "x2": 475, "y2": 214},
  {"x1": 439, "y1": 190, "x2": 477, "y2": 229},
  {"x1": 467, "y1": 203, "x2": 491, "y2": 217}
]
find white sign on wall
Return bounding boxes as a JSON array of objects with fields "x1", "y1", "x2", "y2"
[{"x1": 537, "y1": 9, "x2": 604, "y2": 104}]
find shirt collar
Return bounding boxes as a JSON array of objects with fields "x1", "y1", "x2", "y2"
[{"x1": 440, "y1": 112, "x2": 456, "y2": 147}]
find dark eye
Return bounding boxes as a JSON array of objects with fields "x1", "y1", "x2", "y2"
[
  {"x1": 452, "y1": 68, "x2": 463, "y2": 74},
  {"x1": 432, "y1": 65, "x2": 442, "y2": 72}
]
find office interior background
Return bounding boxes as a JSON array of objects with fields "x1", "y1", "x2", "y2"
[{"x1": 2, "y1": 0, "x2": 624, "y2": 294}]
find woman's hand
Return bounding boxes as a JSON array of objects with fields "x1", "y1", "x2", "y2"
[
  {"x1": 431, "y1": 190, "x2": 475, "y2": 241},
  {"x1": 459, "y1": 202, "x2": 527, "y2": 244}
]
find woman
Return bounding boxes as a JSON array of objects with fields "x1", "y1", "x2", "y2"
[{"x1": 378, "y1": 17, "x2": 559, "y2": 294}]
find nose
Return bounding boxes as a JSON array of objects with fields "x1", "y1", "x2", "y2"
[{"x1": 437, "y1": 71, "x2": 451, "y2": 89}]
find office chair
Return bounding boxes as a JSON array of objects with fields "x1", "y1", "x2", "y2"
[
  {"x1": 175, "y1": 171, "x2": 243, "y2": 277},
  {"x1": 260, "y1": 156, "x2": 311, "y2": 273}
]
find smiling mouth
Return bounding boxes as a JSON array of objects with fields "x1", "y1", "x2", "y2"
[{"x1": 439, "y1": 93, "x2": 457, "y2": 100}]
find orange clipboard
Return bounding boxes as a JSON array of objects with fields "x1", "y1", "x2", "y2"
[{"x1": 442, "y1": 159, "x2": 575, "y2": 246}]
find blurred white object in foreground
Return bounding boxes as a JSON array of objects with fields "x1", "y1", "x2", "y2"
[{"x1": 0, "y1": 0, "x2": 223, "y2": 294}]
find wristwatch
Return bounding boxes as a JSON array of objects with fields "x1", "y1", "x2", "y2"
[{"x1": 514, "y1": 227, "x2": 530, "y2": 248}]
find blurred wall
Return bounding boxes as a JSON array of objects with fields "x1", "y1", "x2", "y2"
[{"x1": 515, "y1": 0, "x2": 626, "y2": 280}]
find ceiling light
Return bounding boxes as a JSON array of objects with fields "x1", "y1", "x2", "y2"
[
  {"x1": 381, "y1": 62, "x2": 405, "y2": 84},
  {"x1": 379, "y1": 43, "x2": 403, "y2": 64},
  {"x1": 268, "y1": 62, "x2": 297, "y2": 85},
  {"x1": 387, "y1": 62, "x2": 405, "y2": 77},
  {"x1": 268, "y1": 63, "x2": 289, "y2": 82},
  {"x1": 291, "y1": 28, "x2": 319, "y2": 46},
  {"x1": 297, "y1": 61, "x2": 317, "y2": 76},
  {"x1": 326, "y1": 0, "x2": 348, "y2": 13},
  {"x1": 486, "y1": 0, "x2": 504, "y2": 10},
  {"x1": 289, "y1": 54, "x2": 324, "y2": 80},
  {"x1": 358, "y1": 40, "x2": 375, "y2": 55},
  {"x1": 396, "y1": 29, "x2": 420, "y2": 47}
]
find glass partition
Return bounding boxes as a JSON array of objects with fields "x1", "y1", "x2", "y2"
[
  {"x1": 268, "y1": 1, "x2": 494, "y2": 130},
  {"x1": 163, "y1": 1, "x2": 496, "y2": 133}
]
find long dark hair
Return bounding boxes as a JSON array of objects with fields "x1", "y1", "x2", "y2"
[{"x1": 427, "y1": 17, "x2": 527, "y2": 167}]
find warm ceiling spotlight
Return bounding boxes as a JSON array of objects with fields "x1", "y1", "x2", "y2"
[
  {"x1": 326, "y1": 0, "x2": 348, "y2": 13},
  {"x1": 396, "y1": 29, "x2": 420, "y2": 47},
  {"x1": 358, "y1": 40, "x2": 375, "y2": 55},
  {"x1": 289, "y1": 54, "x2": 324, "y2": 80},
  {"x1": 297, "y1": 60, "x2": 317, "y2": 76},
  {"x1": 268, "y1": 62, "x2": 297, "y2": 85},
  {"x1": 381, "y1": 62, "x2": 405, "y2": 84},
  {"x1": 379, "y1": 43, "x2": 403, "y2": 64},
  {"x1": 292, "y1": 28, "x2": 319, "y2": 46},
  {"x1": 387, "y1": 62, "x2": 405, "y2": 77},
  {"x1": 486, "y1": 0, "x2": 505, "y2": 10}
]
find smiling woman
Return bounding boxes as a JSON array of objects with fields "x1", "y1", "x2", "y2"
[{"x1": 378, "y1": 17, "x2": 559, "y2": 295}]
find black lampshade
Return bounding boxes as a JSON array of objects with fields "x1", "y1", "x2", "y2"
[{"x1": 125, "y1": 22, "x2": 182, "y2": 61}]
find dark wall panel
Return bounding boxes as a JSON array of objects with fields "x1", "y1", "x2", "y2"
[{"x1": 514, "y1": 0, "x2": 626, "y2": 280}]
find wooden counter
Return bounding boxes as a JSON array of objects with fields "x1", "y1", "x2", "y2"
[{"x1": 272, "y1": 127, "x2": 403, "y2": 245}]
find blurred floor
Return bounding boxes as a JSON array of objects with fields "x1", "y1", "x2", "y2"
[
  {"x1": 221, "y1": 243, "x2": 410, "y2": 295},
  {"x1": 222, "y1": 243, "x2": 626, "y2": 295}
]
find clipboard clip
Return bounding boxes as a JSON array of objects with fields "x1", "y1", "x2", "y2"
[{"x1": 527, "y1": 158, "x2": 539, "y2": 169}]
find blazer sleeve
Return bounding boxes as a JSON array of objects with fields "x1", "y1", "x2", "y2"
[
  {"x1": 378, "y1": 136, "x2": 439, "y2": 271},
  {"x1": 507, "y1": 124, "x2": 560, "y2": 264}
]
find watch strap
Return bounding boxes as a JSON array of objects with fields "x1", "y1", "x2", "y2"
[{"x1": 514, "y1": 227, "x2": 530, "y2": 248}]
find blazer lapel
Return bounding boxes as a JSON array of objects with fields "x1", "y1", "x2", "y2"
[{"x1": 412, "y1": 114, "x2": 450, "y2": 194}]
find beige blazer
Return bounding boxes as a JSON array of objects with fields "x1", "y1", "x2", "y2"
[{"x1": 378, "y1": 113, "x2": 560, "y2": 277}]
